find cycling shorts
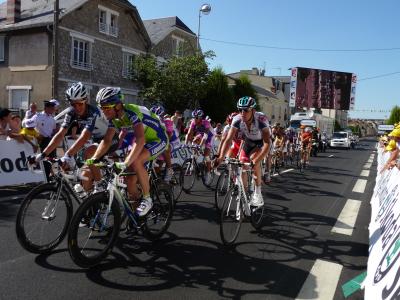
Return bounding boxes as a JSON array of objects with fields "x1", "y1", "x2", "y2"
[
  {"x1": 239, "y1": 138, "x2": 263, "y2": 163},
  {"x1": 230, "y1": 140, "x2": 241, "y2": 158},
  {"x1": 193, "y1": 133, "x2": 212, "y2": 149}
]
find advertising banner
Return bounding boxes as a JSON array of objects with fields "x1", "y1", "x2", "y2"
[
  {"x1": 365, "y1": 149, "x2": 400, "y2": 300},
  {"x1": 289, "y1": 67, "x2": 355, "y2": 110},
  {"x1": 0, "y1": 140, "x2": 46, "y2": 186},
  {"x1": 289, "y1": 68, "x2": 298, "y2": 108}
]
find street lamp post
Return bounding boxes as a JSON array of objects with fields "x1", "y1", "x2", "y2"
[{"x1": 197, "y1": 4, "x2": 211, "y2": 50}]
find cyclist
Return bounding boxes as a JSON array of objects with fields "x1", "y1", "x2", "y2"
[
  {"x1": 184, "y1": 109, "x2": 214, "y2": 183},
  {"x1": 150, "y1": 105, "x2": 175, "y2": 182},
  {"x1": 215, "y1": 96, "x2": 271, "y2": 207},
  {"x1": 32, "y1": 82, "x2": 107, "y2": 192},
  {"x1": 301, "y1": 126, "x2": 313, "y2": 166},
  {"x1": 87, "y1": 87, "x2": 168, "y2": 216},
  {"x1": 216, "y1": 112, "x2": 241, "y2": 159}
]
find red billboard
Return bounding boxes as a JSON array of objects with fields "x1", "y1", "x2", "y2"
[{"x1": 289, "y1": 67, "x2": 356, "y2": 110}]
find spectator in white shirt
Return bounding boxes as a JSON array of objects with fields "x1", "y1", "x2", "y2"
[
  {"x1": 22, "y1": 103, "x2": 37, "y2": 127},
  {"x1": 31, "y1": 101, "x2": 57, "y2": 156}
]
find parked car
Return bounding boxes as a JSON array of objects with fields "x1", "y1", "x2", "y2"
[{"x1": 329, "y1": 131, "x2": 351, "y2": 149}]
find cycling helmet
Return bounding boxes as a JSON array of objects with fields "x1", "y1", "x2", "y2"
[
  {"x1": 192, "y1": 109, "x2": 204, "y2": 118},
  {"x1": 96, "y1": 87, "x2": 122, "y2": 106},
  {"x1": 65, "y1": 82, "x2": 87, "y2": 102},
  {"x1": 150, "y1": 105, "x2": 165, "y2": 117},
  {"x1": 237, "y1": 96, "x2": 256, "y2": 109},
  {"x1": 226, "y1": 112, "x2": 238, "y2": 124}
]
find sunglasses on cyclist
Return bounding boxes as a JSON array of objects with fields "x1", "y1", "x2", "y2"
[
  {"x1": 71, "y1": 101, "x2": 86, "y2": 107},
  {"x1": 100, "y1": 104, "x2": 116, "y2": 110},
  {"x1": 238, "y1": 108, "x2": 251, "y2": 113}
]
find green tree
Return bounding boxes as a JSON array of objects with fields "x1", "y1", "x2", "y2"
[
  {"x1": 231, "y1": 74, "x2": 259, "y2": 109},
  {"x1": 386, "y1": 105, "x2": 400, "y2": 125},
  {"x1": 199, "y1": 67, "x2": 234, "y2": 123},
  {"x1": 133, "y1": 52, "x2": 214, "y2": 113}
]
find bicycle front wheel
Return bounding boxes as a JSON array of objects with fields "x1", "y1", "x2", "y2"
[
  {"x1": 214, "y1": 169, "x2": 233, "y2": 212},
  {"x1": 181, "y1": 159, "x2": 196, "y2": 193},
  {"x1": 250, "y1": 205, "x2": 265, "y2": 229},
  {"x1": 143, "y1": 185, "x2": 174, "y2": 241},
  {"x1": 16, "y1": 182, "x2": 73, "y2": 254},
  {"x1": 68, "y1": 192, "x2": 121, "y2": 268},
  {"x1": 220, "y1": 186, "x2": 243, "y2": 246}
]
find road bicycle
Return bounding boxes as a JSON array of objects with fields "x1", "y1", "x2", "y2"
[
  {"x1": 67, "y1": 160, "x2": 173, "y2": 268},
  {"x1": 16, "y1": 159, "x2": 88, "y2": 253},
  {"x1": 220, "y1": 158, "x2": 265, "y2": 246},
  {"x1": 181, "y1": 145, "x2": 216, "y2": 193}
]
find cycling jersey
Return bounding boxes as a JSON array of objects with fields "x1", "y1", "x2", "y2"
[
  {"x1": 61, "y1": 104, "x2": 107, "y2": 141},
  {"x1": 231, "y1": 112, "x2": 270, "y2": 141},
  {"x1": 189, "y1": 118, "x2": 214, "y2": 148},
  {"x1": 109, "y1": 104, "x2": 168, "y2": 160}
]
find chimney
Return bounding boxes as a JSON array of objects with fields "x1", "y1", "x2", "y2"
[{"x1": 6, "y1": 0, "x2": 21, "y2": 24}]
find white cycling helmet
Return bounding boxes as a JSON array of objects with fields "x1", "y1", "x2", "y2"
[
  {"x1": 96, "y1": 87, "x2": 123, "y2": 106},
  {"x1": 65, "y1": 82, "x2": 88, "y2": 103}
]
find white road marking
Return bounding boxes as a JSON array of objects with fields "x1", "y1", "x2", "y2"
[
  {"x1": 272, "y1": 168, "x2": 294, "y2": 177},
  {"x1": 331, "y1": 199, "x2": 362, "y2": 235},
  {"x1": 360, "y1": 170, "x2": 370, "y2": 177},
  {"x1": 296, "y1": 259, "x2": 343, "y2": 300},
  {"x1": 328, "y1": 155, "x2": 334, "y2": 158},
  {"x1": 352, "y1": 179, "x2": 367, "y2": 193},
  {"x1": 363, "y1": 163, "x2": 372, "y2": 169}
]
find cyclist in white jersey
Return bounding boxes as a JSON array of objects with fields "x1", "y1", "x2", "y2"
[{"x1": 215, "y1": 96, "x2": 271, "y2": 207}]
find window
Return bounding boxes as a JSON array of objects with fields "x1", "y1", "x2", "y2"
[
  {"x1": 172, "y1": 36, "x2": 184, "y2": 57},
  {"x1": 98, "y1": 5, "x2": 119, "y2": 37},
  {"x1": 109, "y1": 14, "x2": 118, "y2": 37},
  {"x1": 71, "y1": 38, "x2": 92, "y2": 70},
  {"x1": 122, "y1": 52, "x2": 136, "y2": 79},
  {"x1": 99, "y1": 10, "x2": 107, "y2": 33},
  {"x1": 6, "y1": 86, "x2": 32, "y2": 110},
  {"x1": 0, "y1": 36, "x2": 4, "y2": 61}
]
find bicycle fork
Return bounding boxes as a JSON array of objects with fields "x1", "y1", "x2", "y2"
[{"x1": 41, "y1": 183, "x2": 63, "y2": 221}]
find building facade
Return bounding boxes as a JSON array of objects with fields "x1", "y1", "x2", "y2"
[{"x1": 0, "y1": 0, "x2": 151, "y2": 112}]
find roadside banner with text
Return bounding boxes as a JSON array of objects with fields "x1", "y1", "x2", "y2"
[
  {"x1": 365, "y1": 148, "x2": 400, "y2": 300},
  {"x1": 0, "y1": 140, "x2": 46, "y2": 186}
]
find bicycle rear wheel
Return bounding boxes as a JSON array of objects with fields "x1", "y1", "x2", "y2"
[
  {"x1": 16, "y1": 182, "x2": 72, "y2": 254},
  {"x1": 220, "y1": 186, "x2": 243, "y2": 246},
  {"x1": 68, "y1": 192, "x2": 121, "y2": 268},
  {"x1": 143, "y1": 185, "x2": 173, "y2": 241},
  {"x1": 181, "y1": 159, "x2": 196, "y2": 193}
]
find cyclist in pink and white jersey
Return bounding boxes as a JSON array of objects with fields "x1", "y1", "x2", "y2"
[
  {"x1": 150, "y1": 105, "x2": 176, "y2": 182},
  {"x1": 185, "y1": 109, "x2": 214, "y2": 181}
]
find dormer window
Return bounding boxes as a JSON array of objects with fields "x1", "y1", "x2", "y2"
[
  {"x1": 172, "y1": 35, "x2": 184, "y2": 57},
  {"x1": 98, "y1": 5, "x2": 119, "y2": 37}
]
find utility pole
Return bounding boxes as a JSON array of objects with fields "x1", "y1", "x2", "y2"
[{"x1": 52, "y1": 0, "x2": 59, "y2": 99}]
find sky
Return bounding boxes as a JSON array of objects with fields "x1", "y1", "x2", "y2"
[{"x1": 131, "y1": 0, "x2": 400, "y2": 120}]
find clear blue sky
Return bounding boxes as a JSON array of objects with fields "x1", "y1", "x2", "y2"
[{"x1": 131, "y1": 0, "x2": 400, "y2": 119}]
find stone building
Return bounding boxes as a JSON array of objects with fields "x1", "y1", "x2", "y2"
[
  {"x1": 0, "y1": 0, "x2": 151, "y2": 112},
  {"x1": 143, "y1": 16, "x2": 197, "y2": 62}
]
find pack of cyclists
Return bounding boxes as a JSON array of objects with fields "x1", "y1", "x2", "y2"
[
  {"x1": 21, "y1": 83, "x2": 326, "y2": 266},
  {"x1": 28, "y1": 82, "x2": 322, "y2": 216}
]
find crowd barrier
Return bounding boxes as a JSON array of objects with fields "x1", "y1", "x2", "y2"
[
  {"x1": 0, "y1": 139, "x2": 46, "y2": 186},
  {"x1": 365, "y1": 147, "x2": 400, "y2": 299},
  {"x1": 0, "y1": 137, "x2": 221, "y2": 187}
]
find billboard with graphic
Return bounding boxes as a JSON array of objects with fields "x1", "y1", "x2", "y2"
[{"x1": 289, "y1": 67, "x2": 356, "y2": 110}]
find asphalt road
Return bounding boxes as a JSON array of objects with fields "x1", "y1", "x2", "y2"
[{"x1": 0, "y1": 138, "x2": 378, "y2": 300}]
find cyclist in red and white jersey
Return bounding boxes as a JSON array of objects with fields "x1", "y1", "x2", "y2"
[{"x1": 215, "y1": 96, "x2": 271, "y2": 207}]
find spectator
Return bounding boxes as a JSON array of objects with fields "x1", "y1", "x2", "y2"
[
  {"x1": 49, "y1": 99, "x2": 60, "y2": 115},
  {"x1": 31, "y1": 100, "x2": 57, "y2": 156},
  {"x1": 10, "y1": 114, "x2": 22, "y2": 132},
  {"x1": 20, "y1": 118, "x2": 39, "y2": 152},
  {"x1": 171, "y1": 110, "x2": 184, "y2": 134},
  {"x1": 22, "y1": 103, "x2": 37, "y2": 127},
  {"x1": 0, "y1": 108, "x2": 23, "y2": 142}
]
